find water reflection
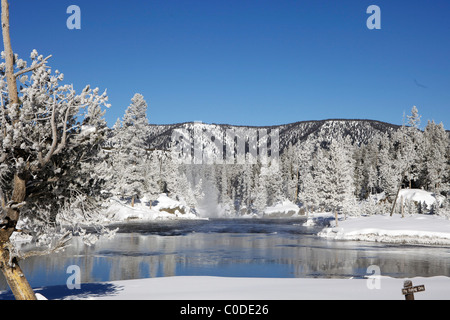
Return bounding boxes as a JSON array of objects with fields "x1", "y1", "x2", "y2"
[{"x1": 1, "y1": 219, "x2": 449, "y2": 291}]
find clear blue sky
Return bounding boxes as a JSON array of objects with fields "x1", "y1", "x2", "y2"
[{"x1": 6, "y1": 0, "x2": 450, "y2": 128}]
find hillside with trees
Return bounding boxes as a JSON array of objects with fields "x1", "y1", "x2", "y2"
[{"x1": 105, "y1": 101, "x2": 450, "y2": 219}]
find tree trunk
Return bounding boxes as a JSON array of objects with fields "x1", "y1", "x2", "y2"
[
  {"x1": 1, "y1": 0, "x2": 19, "y2": 106},
  {"x1": 0, "y1": 178, "x2": 36, "y2": 301},
  {"x1": 0, "y1": 0, "x2": 37, "y2": 300},
  {"x1": 390, "y1": 186, "x2": 402, "y2": 217},
  {"x1": 0, "y1": 245, "x2": 37, "y2": 300},
  {"x1": 12, "y1": 174, "x2": 26, "y2": 203},
  {"x1": 0, "y1": 175, "x2": 37, "y2": 300}
]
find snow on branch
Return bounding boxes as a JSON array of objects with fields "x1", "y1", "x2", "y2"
[
  {"x1": 6, "y1": 231, "x2": 71, "y2": 265},
  {"x1": 13, "y1": 54, "x2": 52, "y2": 78}
]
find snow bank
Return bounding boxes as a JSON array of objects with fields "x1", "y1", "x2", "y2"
[
  {"x1": 302, "y1": 212, "x2": 335, "y2": 227},
  {"x1": 151, "y1": 193, "x2": 190, "y2": 215},
  {"x1": 263, "y1": 200, "x2": 301, "y2": 217},
  {"x1": 397, "y1": 188, "x2": 444, "y2": 208},
  {"x1": 106, "y1": 194, "x2": 197, "y2": 221},
  {"x1": 318, "y1": 214, "x2": 450, "y2": 245},
  {"x1": 58, "y1": 275, "x2": 450, "y2": 300}
]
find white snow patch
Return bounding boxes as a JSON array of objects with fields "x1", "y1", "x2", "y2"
[
  {"x1": 303, "y1": 212, "x2": 335, "y2": 227},
  {"x1": 79, "y1": 125, "x2": 96, "y2": 136},
  {"x1": 263, "y1": 200, "x2": 301, "y2": 217},
  {"x1": 397, "y1": 188, "x2": 444, "y2": 208},
  {"x1": 105, "y1": 194, "x2": 198, "y2": 222},
  {"x1": 318, "y1": 214, "x2": 450, "y2": 245},
  {"x1": 63, "y1": 275, "x2": 450, "y2": 300},
  {"x1": 35, "y1": 293, "x2": 48, "y2": 300}
]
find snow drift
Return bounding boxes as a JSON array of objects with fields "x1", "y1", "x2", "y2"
[
  {"x1": 106, "y1": 193, "x2": 197, "y2": 221},
  {"x1": 39, "y1": 275, "x2": 450, "y2": 300},
  {"x1": 317, "y1": 214, "x2": 450, "y2": 245}
]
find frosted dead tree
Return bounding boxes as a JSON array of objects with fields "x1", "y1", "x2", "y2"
[{"x1": 0, "y1": 0, "x2": 111, "y2": 300}]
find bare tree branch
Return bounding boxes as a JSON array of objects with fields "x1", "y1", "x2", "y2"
[{"x1": 6, "y1": 231, "x2": 71, "y2": 262}]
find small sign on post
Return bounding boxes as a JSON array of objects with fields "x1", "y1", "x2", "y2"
[{"x1": 402, "y1": 280, "x2": 425, "y2": 300}]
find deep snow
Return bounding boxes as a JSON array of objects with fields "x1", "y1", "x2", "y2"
[
  {"x1": 315, "y1": 213, "x2": 450, "y2": 245},
  {"x1": 44, "y1": 275, "x2": 450, "y2": 300},
  {"x1": 314, "y1": 189, "x2": 450, "y2": 245},
  {"x1": 106, "y1": 193, "x2": 198, "y2": 221}
]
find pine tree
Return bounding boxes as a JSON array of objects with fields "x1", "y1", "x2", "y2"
[
  {"x1": 299, "y1": 171, "x2": 317, "y2": 213},
  {"x1": 421, "y1": 120, "x2": 447, "y2": 194},
  {"x1": 327, "y1": 137, "x2": 356, "y2": 215},
  {"x1": 407, "y1": 105, "x2": 421, "y2": 129},
  {"x1": 122, "y1": 93, "x2": 149, "y2": 147},
  {"x1": 110, "y1": 93, "x2": 149, "y2": 206},
  {"x1": 219, "y1": 164, "x2": 234, "y2": 214},
  {"x1": 404, "y1": 111, "x2": 424, "y2": 189},
  {"x1": 296, "y1": 139, "x2": 317, "y2": 212},
  {"x1": 378, "y1": 132, "x2": 403, "y2": 200},
  {"x1": 311, "y1": 146, "x2": 331, "y2": 211}
]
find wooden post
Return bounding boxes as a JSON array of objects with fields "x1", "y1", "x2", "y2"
[
  {"x1": 403, "y1": 280, "x2": 414, "y2": 300},
  {"x1": 401, "y1": 280, "x2": 426, "y2": 300},
  {"x1": 401, "y1": 196, "x2": 404, "y2": 218},
  {"x1": 334, "y1": 210, "x2": 338, "y2": 227},
  {"x1": 390, "y1": 187, "x2": 401, "y2": 217}
]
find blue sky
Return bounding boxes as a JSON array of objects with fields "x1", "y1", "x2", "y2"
[{"x1": 6, "y1": 0, "x2": 450, "y2": 128}]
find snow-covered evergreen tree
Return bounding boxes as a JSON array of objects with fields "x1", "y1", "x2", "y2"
[
  {"x1": 218, "y1": 164, "x2": 234, "y2": 214},
  {"x1": 108, "y1": 93, "x2": 149, "y2": 206},
  {"x1": 421, "y1": 120, "x2": 448, "y2": 194},
  {"x1": 327, "y1": 137, "x2": 356, "y2": 214},
  {"x1": 407, "y1": 105, "x2": 421, "y2": 129},
  {"x1": 299, "y1": 170, "x2": 317, "y2": 213},
  {"x1": 377, "y1": 131, "x2": 406, "y2": 200}
]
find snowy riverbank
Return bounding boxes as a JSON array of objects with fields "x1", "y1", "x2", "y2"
[
  {"x1": 314, "y1": 213, "x2": 450, "y2": 245},
  {"x1": 105, "y1": 191, "x2": 450, "y2": 246},
  {"x1": 33, "y1": 275, "x2": 450, "y2": 300},
  {"x1": 105, "y1": 194, "x2": 199, "y2": 221}
]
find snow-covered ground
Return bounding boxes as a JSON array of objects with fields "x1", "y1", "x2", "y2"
[
  {"x1": 398, "y1": 188, "x2": 446, "y2": 208},
  {"x1": 263, "y1": 200, "x2": 301, "y2": 217},
  {"x1": 317, "y1": 213, "x2": 450, "y2": 245},
  {"x1": 313, "y1": 189, "x2": 450, "y2": 245},
  {"x1": 105, "y1": 193, "x2": 199, "y2": 221},
  {"x1": 41, "y1": 275, "x2": 450, "y2": 300}
]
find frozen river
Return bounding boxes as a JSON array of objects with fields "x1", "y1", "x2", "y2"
[{"x1": 1, "y1": 218, "x2": 449, "y2": 291}]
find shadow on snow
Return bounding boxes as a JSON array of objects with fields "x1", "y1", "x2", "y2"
[{"x1": 0, "y1": 282, "x2": 121, "y2": 300}]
